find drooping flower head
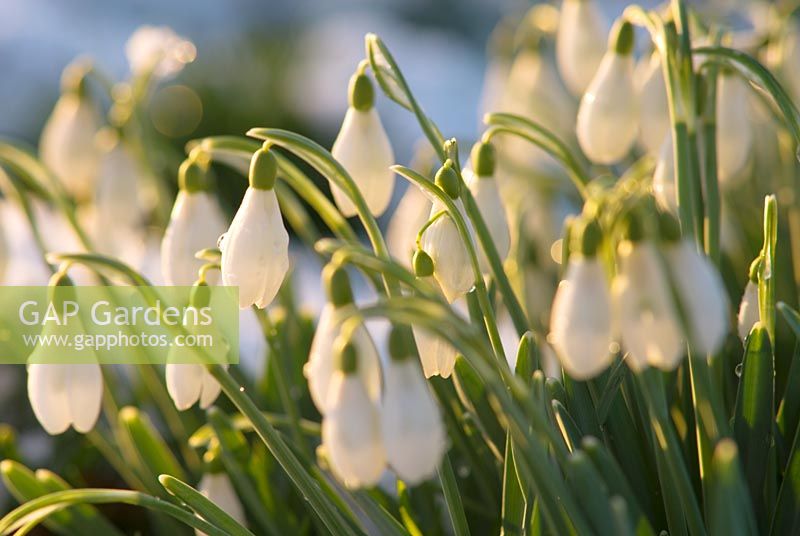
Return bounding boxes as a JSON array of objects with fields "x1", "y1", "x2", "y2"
[
  {"x1": 40, "y1": 59, "x2": 101, "y2": 202},
  {"x1": 330, "y1": 66, "x2": 395, "y2": 217},
  {"x1": 576, "y1": 20, "x2": 639, "y2": 164},
  {"x1": 321, "y1": 338, "x2": 386, "y2": 488},
  {"x1": 125, "y1": 26, "x2": 196, "y2": 80},
  {"x1": 221, "y1": 145, "x2": 290, "y2": 309},
  {"x1": 549, "y1": 217, "x2": 613, "y2": 379},
  {"x1": 556, "y1": 0, "x2": 606, "y2": 96},
  {"x1": 382, "y1": 325, "x2": 446, "y2": 484},
  {"x1": 637, "y1": 51, "x2": 670, "y2": 155},
  {"x1": 161, "y1": 156, "x2": 228, "y2": 286},
  {"x1": 466, "y1": 141, "x2": 510, "y2": 274},
  {"x1": 304, "y1": 264, "x2": 382, "y2": 414}
]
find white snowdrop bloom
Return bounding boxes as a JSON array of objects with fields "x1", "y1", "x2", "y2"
[
  {"x1": 330, "y1": 71, "x2": 395, "y2": 217},
  {"x1": 420, "y1": 197, "x2": 474, "y2": 303},
  {"x1": 40, "y1": 62, "x2": 100, "y2": 202},
  {"x1": 322, "y1": 343, "x2": 386, "y2": 489},
  {"x1": 612, "y1": 240, "x2": 684, "y2": 371},
  {"x1": 549, "y1": 220, "x2": 613, "y2": 380},
  {"x1": 387, "y1": 185, "x2": 431, "y2": 266},
  {"x1": 91, "y1": 131, "x2": 145, "y2": 258},
  {"x1": 556, "y1": 0, "x2": 606, "y2": 95},
  {"x1": 27, "y1": 363, "x2": 103, "y2": 435},
  {"x1": 653, "y1": 134, "x2": 678, "y2": 214},
  {"x1": 576, "y1": 22, "x2": 638, "y2": 165},
  {"x1": 664, "y1": 239, "x2": 729, "y2": 355},
  {"x1": 717, "y1": 73, "x2": 752, "y2": 184},
  {"x1": 304, "y1": 265, "x2": 382, "y2": 414},
  {"x1": 221, "y1": 147, "x2": 289, "y2": 309},
  {"x1": 161, "y1": 160, "x2": 228, "y2": 286},
  {"x1": 166, "y1": 364, "x2": 223, "y2": 411},
  {"x1": 737, "y1": 279, "x2": 759, "y2": 341},
  {"x1": 413, "y1": 323, "x2": 458, "y2": 379},
  {"x1": 382, "y1": 327, "x2": 446, "y2": 484},
  {"x1": 637, "y1": 52, "x2": 670, "y2": 155},
  {"x1": 125, "y1": 25, "x2": 196, "y2": 79},
  {"x1": 465, "y1": 141, "x2": 510, "y2": 273},
  {"x1": 197, "y1": 472, "x2": 246, "y2": 536}
]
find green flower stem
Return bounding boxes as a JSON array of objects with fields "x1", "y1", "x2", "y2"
[
  {"x1": 392, "y1": 165, "x2": 507, "y2": 366},
  {"x1": 482, "y1": 113, "x2": 590, "y2": 197},
  {"x1": 0, "y1": 489, "x2": 228, "y2": 536},
  {"x1": 438, "y1": 455, "x2": 471, "y2": 536},
  {"x1": 638, "y1": 369, "x2": 707, "y2": 536},
  {"x1": 207, "y1": 365, "x2": 362, "y2": 536},
  {"x1": 252, "y1": 306, "x2": 307, "y2": 455},
  {"x1": 699, "y1": 64, "x2": 721, "y2": 263},
  {"x1": 760, "y1": 195, "x2": 779, "y2": 343}
]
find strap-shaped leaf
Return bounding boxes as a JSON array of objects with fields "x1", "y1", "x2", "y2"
[
  {"x1": 159, "y1": 474, "x2": 254, "y2": 536},
  {"x1": 708, "y1": 440, "x2": 758, "y2": 536}
]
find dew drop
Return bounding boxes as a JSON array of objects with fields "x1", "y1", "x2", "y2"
[
  {"x1": 457, "y1": 465, "x2": 470, "y2": 478},
  {"x1": 217, "y1": 232, "x2": 228, "y2": 250},
  {"x1": 239, "y1": 386, "x2": 245, "y2": 392},
  {"x1": 734, "y1": 363, "x2": 743, "y2": 378}
]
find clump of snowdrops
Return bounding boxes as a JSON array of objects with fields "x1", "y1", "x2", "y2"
[{"x1": 1, "y1": 1, "x2": 800, "y2": 534}]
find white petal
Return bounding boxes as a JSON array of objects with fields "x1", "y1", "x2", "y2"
[
  {"x1": 636, "y1": 52, "x2": 670, "y2": 155},
  {"x1": 197, "y1": 473, "x2": 246, "y2": 536},
  {"x1": 162, "y1": 191, "x2": 228, "y2": 286},
  {"x1": 39, "y1": 94, "x2": 100, "y2": 201},
  {"x1": 221, "y1": 188, "x2": 289, "y2": 309},
  {"x1": 166, "y1": 363, "x2": 204, "y2": 410},
  {"x1": 331, "y1": 108, "x2": 395, "y2": 217},
  {"x1": 199, "y1": 368, "x2": 223, "y2": 409},
  {"x1": 666, "y1": 241, "x2": 729, "y2": 355},
  {"x1": 465, "y1": 169, "x2": 510, "y2": 273},
  {"x1": 27, "y1": 365, "x2": 71, "y2": 435},
  {"x1": 577, "y1": 53, "x2": 639, "y2": 164},
  {"x1": 387, "y1": 186, "x2": 431, "y2": 266},
  {"x1": 717, "y1": 74, "x2": 752, "y2": 184},
  {"x1": 549, "y1": 258, "x2": 613, "y2": 379},
  {"x1": 382, "y1": 359, "x2": 446, "y2": 484},
  {"x1": 126, "y1": 26, "x2": 195, "y2": 79},
  {"x1": 322, "y1": 373, "x2": 386, "y2": 488},
  {"x1": 653, "y1": 134, "x2": 678, "y2": 214},
  {"x1": 66, "y1": 364, "x2": 103, "y2": 433},
  {"x1": 612, "y1": 242, "x2": 684, "y2": 370},
  {"x1": 412, "y1": 324, "x2": 458, "y2": 379},
  {"x1": 737, "y1": 280, "x2": 760, "y2": 341},
  {"x1": 305, "y1": 305, "x2": 382, "y2": 414},
  {"x1": 421, "y1": 202, "x2": 474, "y2": 303},
  {"x1": 556, "y1": 0, "x2": 606, "y2": 95}
]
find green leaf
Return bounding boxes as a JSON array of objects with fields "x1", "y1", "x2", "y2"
[
  {"x1": 551, "y1": 400, "x2": 582, "y2": 452},
  {"x1": 453, "y1": 356, "x2": 504, "y2": 458},
  {"x1": 732, "y1": 323, "x2": 775, "y2": 524},
  {"x1": 514, "y1": 331, "x2": 538, "y2": 384},
  {"x1": 563, "y1": 450, "x2": 616, "y2": 535},
  {"x1": 118, "y1": 406, "x2": 186, "y2": 484},
  {"x1": 708, "y1": 440, "x2": 758, "y2": 536},
  {"x1": 437, "y1": 455, "x2": 471, "y2": 536},
  {"x1": 158, "y1": 474, "x2": 254, "y2": 536},
  {"x1": 500, "y1": 435, "x2": 526, "y2": 536},
  {"x1": 771, "y1": 420, "x2": 800, "y2": 535}
]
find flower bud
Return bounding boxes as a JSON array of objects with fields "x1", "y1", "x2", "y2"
[
  {"x1": 576, "y1": 20, "x2": 638, "y2": 165},
  {"x1": 435, "y1": 160, "x2": 461, "y2": 199},
  {"x1": 348, "y1": 72, "x2": 375, "y2": 111},
  {"x1": 179, "y1": 158, "x2": 211, "y2": 193},
  {"x1": 737, "y1": 278, "x2": 759, "y2": 341},
  {"x1": 323, "y1": 264, "x2": 354, "y2": 307},
  {"x1": 556, "y1": 0, "x2": 606, "y2": 95},
  {"x1": 470, "y1": 141, "x2": 496, "y2": 177}
]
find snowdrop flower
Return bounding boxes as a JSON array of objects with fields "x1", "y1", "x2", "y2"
[
  {"x1": 411, "y1": 250, "x2": 459, "y2": 378},
  {"x1": 161, "y1": 158, "x2": 228, "y2": 286},
  {"x1": 27, "y1": 273, "x2": 102, "y2": 435},
  {"x1": 322, "y1": 340, "x2": 386, "y2": 488},
  {"x1": 420, "y1": 162, "x2": 474, "y2": 302},
  {"x1": 556, "y1": 0, "x2": 606, "y2": 95},
  {"x1": 91, "y1": 130, "x2": 145, "y2": 258},
  {"x1": 221, "y1": 145, "x2": 289, "y2": 309},
  {"x1": 576, "y1": 21, "x2": 638, "y2": 164},
  {"x1": 304, "y1": 264, "x2": 382, "y2": 414},
  {"x1": 125, "y1": 25, "x2": 196, "y2": 79},
  {"x1": 612, "y1": 222, "x2": 684, "y2": 371},
  {"x1": 716, "y1": 72, "x2": 753, "y2": 184},
  {"x1": 737, "y1": 265, "x2": 760, "y2": 340},
  {"x1": 661, "y1": 215, "x2": 729, "y2": 355},
  {"x1": 382, "y1": 326, "x2": 446, "y2": 484},
  {"x1": 165, "y1": 284, "x2": 230, "y2": 411},
  {"x1": 637, "y1": 52, "x2": 670, "y2": 155},
  {"x1": 40, "y1": 60, "x2": 100, "y2": 202},
  {"x1": 330, "y1": 69, "x2": 395, "y2": 217},
  {"x1": 653, "y1": 134, "x2": 677, "y2": 214},
  {"x1": 197, "y1": 471, "x2": 245, "y2": 536},
  {"x1": 549, "y1": 218, "x2": 613, "y2": 380},
  {"x1": 466, "y1": 142, "x2": 510, "y2": 273}
]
